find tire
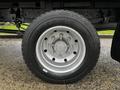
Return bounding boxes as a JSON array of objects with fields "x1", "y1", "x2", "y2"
[
  {"x1": 111, "y1": 23, "x2": 120, "y2": 62},
  {"x1": 22, "y1": 10, "x2": 100, "y2": 84}
]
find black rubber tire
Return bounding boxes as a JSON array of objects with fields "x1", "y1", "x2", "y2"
[
  {"x1": 22, "y1": 10, "x2": 100, "y2": 84},
  {"x1": 111, "y1": 23, "x2": 120, "y2": 62}
]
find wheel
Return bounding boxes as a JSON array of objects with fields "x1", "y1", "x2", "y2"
[
  {"x1": 22, "y1": 10, "x2": 100, "y2": 84},
  {"x1": 111, "y1": 23, "x2": 120, "y2": 62}
]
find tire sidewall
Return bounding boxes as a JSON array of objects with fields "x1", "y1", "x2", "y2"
[{"x1": 23, "y1": 11, "x2": 100, "y2": 83}]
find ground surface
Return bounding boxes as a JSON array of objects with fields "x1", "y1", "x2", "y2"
[{"x1": 0, "y1": 38, "x2": 119, "y2": 90}]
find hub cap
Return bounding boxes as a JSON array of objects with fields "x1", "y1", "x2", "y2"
[{"x1": 36, "y1": 26, "x2": 86, "y2": 76}]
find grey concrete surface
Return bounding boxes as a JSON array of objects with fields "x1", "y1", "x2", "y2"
[{"x1": 0, "y1": 38, "x2": 119, "y2": 90}]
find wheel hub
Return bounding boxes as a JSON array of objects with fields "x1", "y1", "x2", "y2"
[
  {"x1": 36, "y1": 26, "x2": 86, "y2": 76},
  {"x1": 54, "y1": 40, "x2": 68, "y2": 58}
]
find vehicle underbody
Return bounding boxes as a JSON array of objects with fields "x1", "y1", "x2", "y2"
[{"x1": 0, "y1": 0, "x2": 120, "y2": 84}]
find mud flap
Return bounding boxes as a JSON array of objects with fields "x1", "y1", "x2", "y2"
[{"x1": 111, "y1": 23, "x2": 120, "y2": 62}]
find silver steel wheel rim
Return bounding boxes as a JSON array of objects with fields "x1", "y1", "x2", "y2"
[{"x1": 36, "y1": 26, "x2": 86, "y2": 76}]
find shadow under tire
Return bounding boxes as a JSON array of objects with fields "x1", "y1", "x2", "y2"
[{"x1": 22, "y1": 10, "x2": 100, "y2": 84}]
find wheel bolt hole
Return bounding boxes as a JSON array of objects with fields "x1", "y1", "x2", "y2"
[
  {"x1": 54, "y1": 30, "x2": 57, "y2": 32},
  {"x1": 64, "y1": 59, "x2": 67, "y2": 62},
  {"x1": 66, "y1": 31, "x2": 69, "y2": 33},
  {"x1": 73, "y1": 51, "x2": 77, "y2": 54},
  {"x1": 52, "y1": 58, "x2": 55, "y2": 61},
  {"x1": 75, "y1": 40, "x2": 78, "y2": 42},
  {"x1": 44, "y1": 37, "x2": 48, "y2": 40},
  {"x1": 44, "y1": 49, "x2": 47, "y2": 52}
]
